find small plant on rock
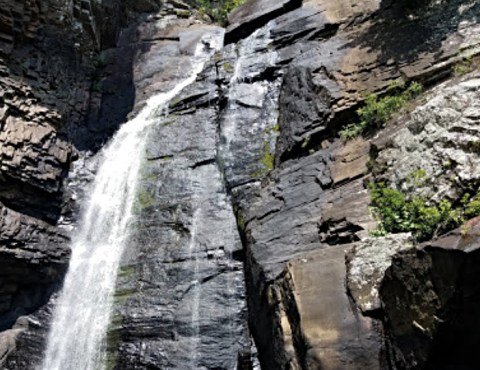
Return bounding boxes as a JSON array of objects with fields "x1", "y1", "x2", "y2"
[
  {"x1": 340, "y1": 81, "x2": 423, "y2": 139},
  {"x1": 196, "y1": 0, "x2": 245, "y2": 26},
  {"x1": 453, "y1": 56, "x2": 478, "y2": 77},
  {"x1": 369, "y1": 182, "x2": 462, "y2": 240}
]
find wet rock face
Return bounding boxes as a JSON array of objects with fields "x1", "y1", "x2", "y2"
[
  {"x1": 0, "y1": 0, "x2": 159, "y2": 367},
  {"x1": 0, "y1": 206, "x2": 69, "y2": 330},
  {"x1": 0, "y1": 204, "x2": 69, "y2": 368},
  {"x1": 225, "y1": 0, "x2": 302, "y2": 45},
  {"x1": 0, "y1": 1, "x2": 101, "y2": 364},
  {"x1": 102, "y1": 27, "x2": 251, "y2": 370}
]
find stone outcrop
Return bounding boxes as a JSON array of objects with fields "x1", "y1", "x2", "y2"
[
  {"x1": 373, "y1": 76, "x2": 480, "y2": 203},
  {"x1": 277, "y1": 247, "x2": 386, "y2": 369},
  {"x1": 225, "y1": 0, "x2": 302, "y2": 45},
  {"x1": 380, "y1": 218, "x2": 480, "y2": 370},
  {"x1": 216, "y1": 0, "x2": 480, "y2": 368},
  {"x1": 345, "y1": 69, "x2": 480, "y2": 370},
  {"x1": 346, "y1": 234, "x2": 413, "y2": 314}
]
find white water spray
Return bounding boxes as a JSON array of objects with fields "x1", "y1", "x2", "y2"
[
  {"x1": 222, "y1": 22, "x2": 277, "y2": 148},
  {"x1": 40, "y1": 31, "x2": 223, "y2": 370}
]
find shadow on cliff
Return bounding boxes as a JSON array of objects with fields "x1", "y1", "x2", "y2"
[
  {"x1": 62, "y1": 28, "x2": 150, "y2": 153},
  {"x1": 344, "y1": 0, "x2": 480, "y2": 73}
]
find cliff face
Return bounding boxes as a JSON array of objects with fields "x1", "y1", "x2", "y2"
[
  {"x1": 1, "y1": 0, "x2": 480, "y2": 369},
  {"x1": 0, "y1": 0, "x2": 99, "y2": 363},
  {"x1": 0, "y1": 0, "x2": 186, "y2": 365}
]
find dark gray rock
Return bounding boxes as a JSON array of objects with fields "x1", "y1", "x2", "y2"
[
  {"x1": 2, "y1": 301, "x2": 54, "y2": 370},
  {"x1": 225, "y1": 0, "x2": 302, "y2": 45},
  {"x1": 0, "y1": 205, "x2": 69, "y2": 332},
  {"x1": 104, "y1": 33, "x2": 250, "y2": 369},
  {"x1": 2, "y1": 0, "x2": 480, "y2": 369},
  {"x1": 381, "y1": 218, "x2": 480, "y2": 370},
  {"x1": 276, "y1": 66, "x2": 332, "y2": 160}
]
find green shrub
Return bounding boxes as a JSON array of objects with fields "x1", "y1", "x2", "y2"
[
  {"x1": 340, "y1": 81, "x2": 423, "y2": 139},
  {"x1": 369, "y1": 182, "x2": 462, "y2": 240},
  {"x1": 196, "y1": 0, "x2": 245, "y2": 26},
  {"x1": 464, "y1": 193, "x2": 480, "y2": 217}
]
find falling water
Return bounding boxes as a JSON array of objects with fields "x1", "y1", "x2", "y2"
[
  {"x1": 184, "y1": 164, "x2": 243, "y2": 370},
  {"x1": 188, "y1": 207, "x2": 201, "y2": 369},
  {"x1": 40, "y1": 31, "x2": 223, "y2": 370},
  {"x1": 221, "y1": 22, "x2": 277, "y2": 154}
]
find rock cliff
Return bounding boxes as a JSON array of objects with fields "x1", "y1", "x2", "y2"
[{"x1": 1, "y1": 0, "x2": 480, "y2": 369}]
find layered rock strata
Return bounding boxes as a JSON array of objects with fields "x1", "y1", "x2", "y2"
[{"x1": 211, "y1": 0, "x2": 480, "y2": 368}]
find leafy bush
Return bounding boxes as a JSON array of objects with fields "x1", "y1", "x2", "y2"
[
  {"x1": 340, "y1": 81, "x2": 423, "y2": 139},
  {"x1": 196, "y1": 0, "x2": 245, "y2": 26},
  {"x1": 369, "y1": 182, "x2": 462, "y2": 240},
  {"x1": 463, "y1": 193, "x2": 480, "y2": 217}
]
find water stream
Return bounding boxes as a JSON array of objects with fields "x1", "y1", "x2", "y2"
[{"x1": 40, "y1": 32, "x2": 223, "y2": 370}]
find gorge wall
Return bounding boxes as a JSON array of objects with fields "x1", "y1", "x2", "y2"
[{"x1": 1, "y1": 0, "x2": 480, "y2": 369}]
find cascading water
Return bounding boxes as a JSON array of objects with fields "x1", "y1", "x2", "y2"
[
  {"x1": 40, "y1": 32, "x2": 223, "y2": 370},
  {"x1": 219, "y1": 21, "x2": 280, "y2": 185}
]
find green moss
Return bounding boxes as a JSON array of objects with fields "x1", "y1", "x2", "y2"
[
  {"x1": 93, "y1": 54, "x2": 107, "y2": 69},
  {"x1": 213, "y1": 51, "x2": 223, "y2": 62},
  {"x1": 105, "y1": 314, "x2": 123, "y2": 370},
  {"x1": 138, "y1": 191, "x2": 155, "y2": 208},
  {"x1": 340, "y1": 81, "x2": 423, "y2": 139},
  {"x1": 442, "y1": 160, "x2": 453, "y2": 169},
  {"x1": 464, "y1": 193, "x2": 480, "y2": 217},
  {"x1": 92, "y1": 79, "x2": 103, "y2": 93},
  {"x1": 453, "y1": 56, "x2": 477, "y2": 76},
  {"x1": 301, "y1": 136, "x2": 311, "y2": 149},
  {"x1": 407, "y1": 168, "x2": 427, "y2": 186},
  {"x1": 113, "y1": 288, "x2": 134, "y2": 310},
  {"x1": 235, "y1": 207, "x2": 246, "y2": 230},
  {"x1": 133, "y1": 190, "x2": 156, "y2": 215},
  {"x1": 118, "y1": 265, "x2": 134, "y2": 279},
  {"x1": 223, "y1": 62, "x2": 234, "y2": 73},
  {"x1": 250, "y1": 142, "x2": 275, "y2": 178},
  {"x1": 262, "y1": 141, "x2": 275, "y2": 173},
  {"x1": 176, "y1": 9, "x2": 191, "y2": 17}
]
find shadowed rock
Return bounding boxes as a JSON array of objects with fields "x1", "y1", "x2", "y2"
[
  {"x1": 225, "y1": 0, "x2": 302, "y2": 45},
  {"x1": 381, "y1": 218, "x2": 480, "y2": 370}
]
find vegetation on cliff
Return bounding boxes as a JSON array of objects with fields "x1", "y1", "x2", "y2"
[
  {"x1": 340, "y1": 80, "x2": 423, "y2": 139},
  {"x1": 369, "y1": 175, "x2": 480, "y2": 240},
  {"x1": 196, "y1": 0, "x2": 245, "y2": 25}
]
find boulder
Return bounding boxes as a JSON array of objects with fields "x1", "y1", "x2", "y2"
[{"x1": 381, "y1": 218, "x2": 480, "y2": 370}]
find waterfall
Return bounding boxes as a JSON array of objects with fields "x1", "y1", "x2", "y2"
[{"x1": 40, "y1": 31, "x2": 223, "y2": 370}]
